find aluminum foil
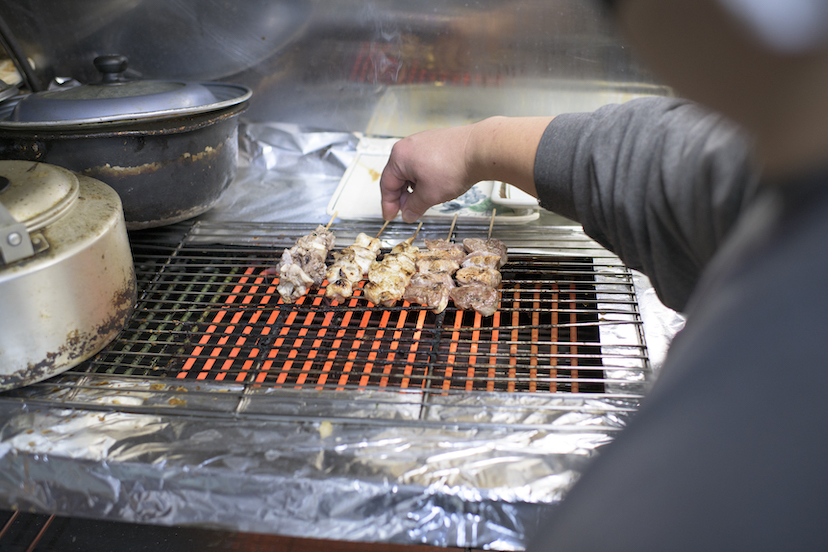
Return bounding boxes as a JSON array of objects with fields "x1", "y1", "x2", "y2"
[
  {"x1": 0, "y1": 396, "x2": 618, "y2": 549},
  {"x1": 0, "y1": 124, "x2": 682, "y2": 549},
  {"x1": 197, "y1": 122, "x2": 359, "y2": 224}
]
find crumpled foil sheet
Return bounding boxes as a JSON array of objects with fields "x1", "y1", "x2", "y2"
[
  {"x1": 0, "y1": 124, "x2": 682, "y2": 549},
  {"x1": 0, "y1": 398, "x2": 618, "y2": 549},
  {"x1": 197, "y1": 122, "x2": 360, "y2": 224}
]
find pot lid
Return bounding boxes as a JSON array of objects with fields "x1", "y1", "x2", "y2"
[
  {"x1": 4, "y1": 55, "x2": 250, "y2": 127},
  {"x1": 0, "y1": 160, "x2": 79, "y2": 233}
]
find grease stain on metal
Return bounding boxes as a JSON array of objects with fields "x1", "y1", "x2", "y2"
[{"x1": 85, "y1": 142, "x2": 223, "y2": 178}]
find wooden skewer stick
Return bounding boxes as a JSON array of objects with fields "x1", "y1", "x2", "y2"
[
  {"x1": 488, "y1": 209, "x2": 496, "y2": 239},
  {"x1": 447, "y1": 213, "x2": 459, "y2": 241},
  {"x1": 412, "y1": 221, "x2": 424, "y2": 241},
  {"x1": 325, "y1": 211, "x2": 338, "y2": 230},
  {"x1": 376, "y1": 219, "x2": 390, "y2": 238}
]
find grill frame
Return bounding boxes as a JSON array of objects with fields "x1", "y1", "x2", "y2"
[
  {"x1": 0, "y1": 221, "x2": 657, "y2": 549},
  {"x1": 7, "y1": 221, "x2": 650, "y2": 428}
]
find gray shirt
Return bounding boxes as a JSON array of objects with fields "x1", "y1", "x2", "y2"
[{"x1": 530, "y1": 96, "x2": 828, "y2": 551}]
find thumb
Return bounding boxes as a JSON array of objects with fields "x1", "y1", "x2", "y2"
[{"x1": 399, "y1": 183, "x2": 432, "y2": 223}]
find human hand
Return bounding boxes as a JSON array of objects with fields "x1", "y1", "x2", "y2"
[
  {"x1": 379, "y1": 125, "x2": 479, "y2": 223},
  {"x1": 379, "y1": 116, "x2": 550, "y2": 222}
]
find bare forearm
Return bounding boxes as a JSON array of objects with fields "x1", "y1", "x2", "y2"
[
  {"x1": 379, "y1": 115, "x2": 553, "y2": 222},
  {"x1": 466, "y1": 116, "x2": 554, "y2": 198}
]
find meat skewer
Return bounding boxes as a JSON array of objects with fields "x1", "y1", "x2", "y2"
[
  {"x1": 403, "y1": 214, "x2": 464, "y2": 314},
  {"x1": 449, "y1": 210, "x2": 507, "y2": 317},
  {"x1": 325, "y1": 220, "x2": 389, "y2": 302},
  {"x1": 363, "y1": 222, "x2": 422, "y2": 307},
  {"x1": 272, "y1": 213, "x2": 337, "y2": 303}
]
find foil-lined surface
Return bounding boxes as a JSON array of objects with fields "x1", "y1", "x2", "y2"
[
  {"x1": 0, "y1": 395, "x2": 619, "y2": 548},
  {"x1": 0, "y1": 124, "x2": 682, "y2": 549}
]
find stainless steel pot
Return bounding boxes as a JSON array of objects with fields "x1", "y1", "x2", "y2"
[
  {"x1": 0, "y1": 55, "x2": 251, "y2": 230},
  {"x1": 0, "y1": 160, "x2": 136, "y2": 391}
]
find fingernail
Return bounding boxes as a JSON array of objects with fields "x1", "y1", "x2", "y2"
[{"x1": 402, "y1": 209, "x2": 415, "y2": 223}]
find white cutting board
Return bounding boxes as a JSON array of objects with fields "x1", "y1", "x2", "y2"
[{"x1": 327, "y1": 137, "x2": 539, "y2": 223}]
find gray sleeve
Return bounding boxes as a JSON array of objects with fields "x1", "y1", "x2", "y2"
[{"x1": 533, "y1": 96, "x2": 759, "y2": 311}]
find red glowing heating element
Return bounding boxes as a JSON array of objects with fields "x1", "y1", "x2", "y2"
[{"x1": 175, "y1": 259, "x2": 599, "y2": 395}]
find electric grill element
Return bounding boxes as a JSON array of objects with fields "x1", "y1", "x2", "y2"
[
  {"x1": 0, "y1": 222, "x2": 656, "y2": 549},
  {"x1": 60, "y1": 222, "x2": 645, "y2": 404}
]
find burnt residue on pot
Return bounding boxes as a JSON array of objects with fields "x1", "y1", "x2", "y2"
[
  {"x1": 87, "y1": 142, "x2": 224, "y2": 178},
  {"x1": 0, "y1": 285, "x2": 134, "y2": 391},
  {"x1": 0, "y1": 163, "x2": 137, "y2": 392},
  {"x1": 0, "y1": 139, "x2": 48, "y2": 161}
]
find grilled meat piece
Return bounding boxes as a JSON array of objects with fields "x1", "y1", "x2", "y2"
[
  {"x1": 404, "y1": 238, "x2": 465, "y2": 313},
  {"x1": 416, "y1": 255, "x2": 461, "y2": 274},
  {"x1": 276, "y1": 250, "x2": 316, "y2": 302},
  {"x1": 462, "y1": 238, "x2": 508, "y2": 267},
  {"x1": 403, "y1": 271, "x2": 455, "y2": 314},
  {"x1": 445, "y1": 237, "x2": 507, "y2": 316},
  {"x1": 423, "y1": 238, "x2": 466, "y2": 261},
  {"x1": 325, "y1": 233, "x2": 382, "y2": 302},
  {"x1": 455, "y1": 266, "x2": 502, "y2": 288},
  {"x1": 363, "y1": 239, "x2": 419, "y2": 307},
  {"x1": 276, "y1": 225, "x2": 335, "y2": 303},
  {"x1": 450, "y1": 283, "x2": 500, "y2": 317},
  {"x1": 460, "y1": 252, "x2": 502, "y2": 269}
]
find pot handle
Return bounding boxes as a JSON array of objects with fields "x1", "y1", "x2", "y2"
[
  {"x1": 0, "y1": 177, "x2": 34, "y2": 265},
  {"x1": 94, "y1": 55, "x2": 129, "y2": 84}
]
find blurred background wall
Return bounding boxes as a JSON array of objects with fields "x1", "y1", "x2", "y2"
[{"x1": 0, "y1": 0, "x2": 665, "y2": 133}]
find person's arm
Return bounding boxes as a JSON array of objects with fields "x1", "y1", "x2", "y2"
[
  {"x1": 535, "y1": 96, "x2": 760, "y2": 311},
  {"x1": 379, "y1": 116, "x2": 552, "y2": 222},
  {"x1": 380, "y1": 96, "x2": 759, "y2": 311}
]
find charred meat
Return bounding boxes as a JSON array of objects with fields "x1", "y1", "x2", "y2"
[
  {"x1": 404, "y1": 271, "x2": 456, "y2": 314},
  {"x1": 449, "y1": 237, "x2": 507, "y2": 316},
  {"x1": 325, "y1": 232, "x2": 382, "y2": 302},
  {"x1": 404, "y1": 238, "x2": 463, "y2": 314},
  {"x1": 275, "y1": 225, "x2": 335, "y2": 303},
  {"x1": 462, "y1": 238, "x2": 508, "y2": 267},
  {"x1": 423, "y1": 238, "x2": 466, "y2": 262},
  {"x1": 455, "y1": 266, "x2": 502, "y2": 288},
  {"x1": 449, "y1": 283, "x2": 501, "y2": 317},
  {"x1": 363, "y1": 239, "x2": 419, "y2": 307}
]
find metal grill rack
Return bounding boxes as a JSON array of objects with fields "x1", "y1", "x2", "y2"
[
  {"x1": 6, "y1": 221, "x2": 650, "y2": 425},
  {"x1": 0, "y1": 221, "x2": 656, "y2": 548}
]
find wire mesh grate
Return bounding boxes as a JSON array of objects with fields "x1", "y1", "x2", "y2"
[
  {"x1": 2, "y1": 222, "x2": 651, "y2": 427},
  {"x1": 81, "y1": 235, "x2": 639, "y2": 392}
]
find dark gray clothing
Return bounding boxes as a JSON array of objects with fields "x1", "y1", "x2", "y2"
[
  {"x1": 530, "y1": 96, "x2": 828, "y2": 551},
  {"x1": 534, "y1": 97, "x2": 759, "y2": 311}
]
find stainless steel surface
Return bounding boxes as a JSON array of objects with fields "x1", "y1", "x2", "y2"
[
  {"x1": 0, "y1": 161, "x2": 136, "y2": 390},
  {"x1": 0, "y1": 221, "x2": 662, "y2": 548},
  {"x1": 0, "y1": 1, "x2": 661, "y2": 133},
  {"x1": 0, "y1": 1, "x2": 680, "y2": 547},
  {"x1": 235, "y1": 0, "x2": 664, "y2": 132}
]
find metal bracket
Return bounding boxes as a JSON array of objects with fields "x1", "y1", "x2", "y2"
[{"x1": 0, "y1": 197, "x2": 34, "y2": 265}]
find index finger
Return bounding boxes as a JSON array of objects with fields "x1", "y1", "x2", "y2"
[{"x1": 379, "y1": 159, "x2": 411, "y2": 221}]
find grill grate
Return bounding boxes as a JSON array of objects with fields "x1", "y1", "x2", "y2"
[
  {"x1": 4, "y1": 222, "x2": 650, "y2": 428},
  {"x1": 95, "y1": 251, "x2": 617, "y2": 391},
  {"x1": 0, "y1": 222, "x2": 657, "y2": 549}
]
